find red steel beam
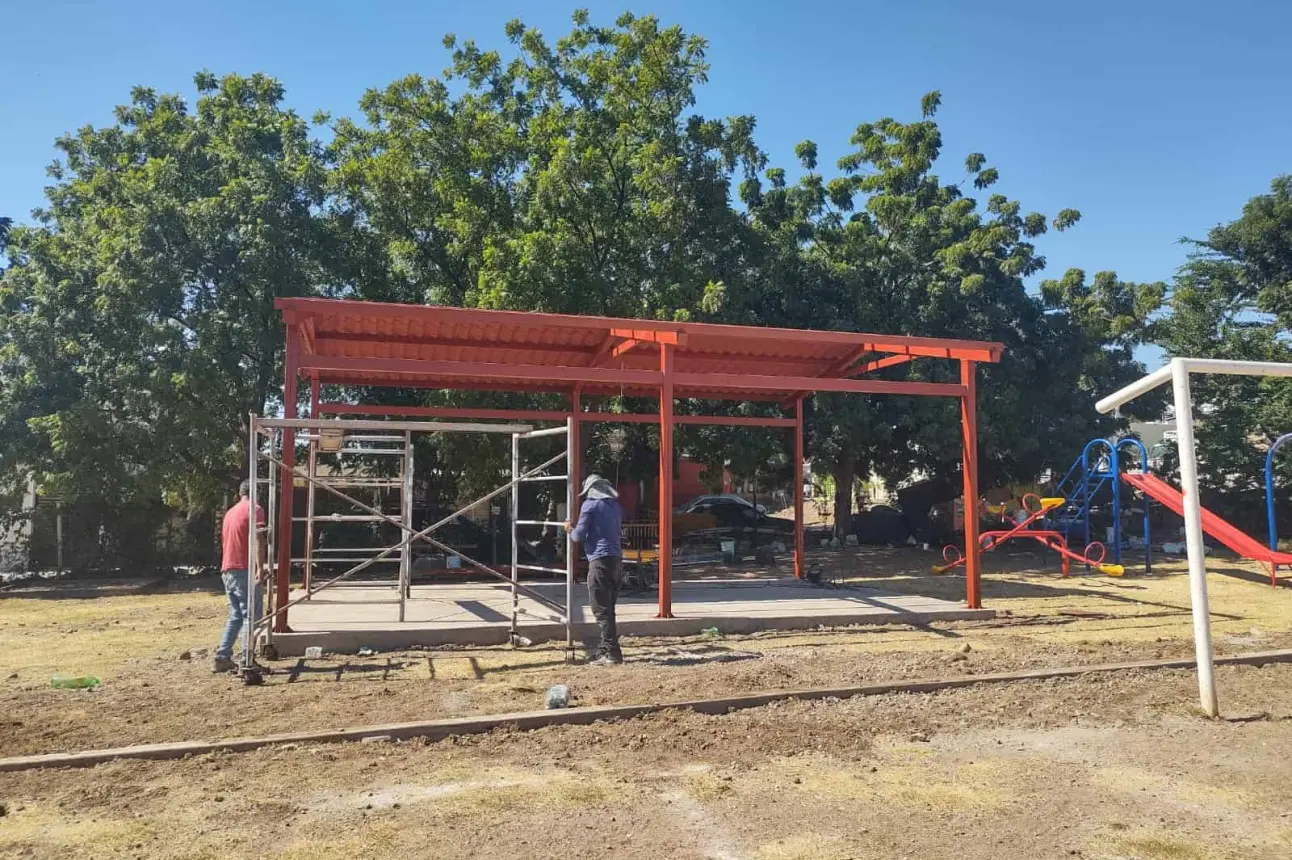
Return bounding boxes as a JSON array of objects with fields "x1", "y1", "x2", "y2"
[
  {"x1": 587, "y1": 333, "x2": 622, "y2": 366},
  {"x1": 316, "y1": 403, "x2": 796, "y2": 427},
  {"x1": 300, "y1": 354, "x2": 661, "y2": 387},
  {"x1": 319, "y1": 403, "x2": 571, "y2": 421},
  {"x1": 853, "y1": 354, "x2": 915, "y2": 375},
  {"x1": 322, "y1": 332, "x2": 600, "y2": 355},
  {"x1": 658, "y1": 344, "x2": 675, "y2": 619},
  {"x1": 671, "y1": 372, "x2": 966, "y2": 398},
  {"x1": 820, "y1": 344, "x2": 873, "y2": 378},
  {"x1": 610, "y1": 339, "x2": 644, "y2": 360},
  {"x1": 609, "y1": 328, "x2": 686, "y2": 346},
  {"x1": 961, "y1": 359, "x2": 981, "y2": 609},
  {"x1": 300, "y1": 318, "x2": 317, "y2": 355},
  {"x1": 676, "y1": 414, "x2": 796, "y2": 428},
  {"x1": 302, "y1": 355, "x2": 967, "y2": 398}
]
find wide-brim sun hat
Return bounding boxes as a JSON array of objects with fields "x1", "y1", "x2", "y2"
[{"x1": 580, "y1": 474, "x2": 618, "y2": 500}]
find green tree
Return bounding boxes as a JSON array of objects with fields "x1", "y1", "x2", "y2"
[
  {"x1": 327, "y1": 10, "x2": 762, "y2": 318},
  {"x1": 324, "y1": 10, "x2": 767, "y2": 501},
  {"x1": 0, "y1": 73, "x2": 332, "y2": 509},
  {"x1": 723, "y1": 94, "x2": 1160, "y2": 534},
  {"x1": 1151, "y1": 177, "x2": 1292, "y2": 525}
]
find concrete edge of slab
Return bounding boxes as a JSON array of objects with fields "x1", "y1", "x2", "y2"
[
  {"x1": 5, "y1": 648, "x2": 1290, "y2": 774},
  {"x1": 271, "y1": 607, "x2": 996, "y2": 654}
]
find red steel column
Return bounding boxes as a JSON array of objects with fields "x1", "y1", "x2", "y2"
[
  {"x1": 794, "y1": 396, "x2": 805, "y2": 579},
  {"x1": 658, "y1": 344, "x2": 674, "y2": 618},
  {"x1": 960, "y1": 360, "x2": 981, "y2": 609},
  {"x1": 274, "y1": 326, "x2": 300, "y2": 632},
  {"x1": 309, "y1": 374, "x2": 320, "y2": 416}
]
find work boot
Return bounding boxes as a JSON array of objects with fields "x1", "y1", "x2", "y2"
[
  {"x1": 211, "y1": 656, "x2": 237, "y2": 674},
  {"x1": 589, "y1": 653, "x2": 623, "y2": 667}
]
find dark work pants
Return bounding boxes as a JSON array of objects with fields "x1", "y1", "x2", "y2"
[{"x1": 587, "y1": 555, "x2": 624, "y2": 659}]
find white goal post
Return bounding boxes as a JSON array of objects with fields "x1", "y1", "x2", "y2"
[{"x1": 1097, "y1": 357, "x2": 1292, "y2": 717}]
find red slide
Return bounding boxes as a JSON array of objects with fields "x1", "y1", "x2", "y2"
[{"x1": 1122, "y1": 471, "x2": 1292, "y2": 585}]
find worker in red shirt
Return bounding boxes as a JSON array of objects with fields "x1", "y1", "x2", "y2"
[{"x1": 213, "y1": 479, "x2": 267, "y2": 673}]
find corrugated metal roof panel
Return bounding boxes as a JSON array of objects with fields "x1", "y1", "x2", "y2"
[{"x1": 281, "y1": 297, "x2": 1003, "y2": 399}]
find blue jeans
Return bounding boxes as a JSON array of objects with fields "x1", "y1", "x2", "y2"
[{"x1": 216, "y1": 569, "x2": 262, "y2": 660}]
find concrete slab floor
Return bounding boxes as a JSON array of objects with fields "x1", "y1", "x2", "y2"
[{"x1": 270, "y1": 578, "x2": 992, "y2": 654}]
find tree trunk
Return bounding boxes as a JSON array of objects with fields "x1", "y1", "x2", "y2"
[{"x1": 832, "y1": 454, "x2": 855, "y2": 540}]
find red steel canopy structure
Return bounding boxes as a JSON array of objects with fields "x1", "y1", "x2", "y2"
[{"x1": 271, "y1": 297, "x2": 1004, "y2": 630}]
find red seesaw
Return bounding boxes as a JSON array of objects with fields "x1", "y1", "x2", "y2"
[{"x1": 932, "y1": 494, "x2": 1124, "y2": 577}]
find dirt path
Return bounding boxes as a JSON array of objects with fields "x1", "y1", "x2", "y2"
[
  {"x1": 4, "y1": 551, "x2": 1292, "y2": 857},
  {"x1": 4, "y1": 664, "x2": 1292, "y2": 859},
  {"x1": 3, "y1": 552, "x2": 1292, "y2": 758}
]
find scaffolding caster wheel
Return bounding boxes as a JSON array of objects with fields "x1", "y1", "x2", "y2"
[{"x1": 240, "y1": 667, "x2": 265, "y2": 686}]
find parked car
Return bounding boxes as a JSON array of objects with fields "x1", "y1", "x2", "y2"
[
  {"x1": 679, "y1": 497, "x2": 793, "y2": 538},
  {"x1": 675, "y1": 494, "x2": 768, "y2": 515},
  {"x1": 851, "y1": 504, "x2": 911, "y2": 545}
]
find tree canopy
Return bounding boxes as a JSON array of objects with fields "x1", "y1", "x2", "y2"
[
  {"x1": 0, "y1": 73, "x2": 333, "y2": 510},
  {"x1": 2, "y1": 8, "x2": 1275, "y2": 538},
  {"x1": 1151, "y1": 176, "x2": 1292, "y2": 526}
]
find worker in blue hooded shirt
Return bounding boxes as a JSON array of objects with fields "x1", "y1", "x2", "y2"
[{"x1": 567, "y1": 473, "x2": 624, "y2": 665}]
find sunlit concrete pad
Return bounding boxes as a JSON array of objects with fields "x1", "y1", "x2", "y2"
[{"x1": 271, "y1": 578, "x2": 993, "y2": 655}]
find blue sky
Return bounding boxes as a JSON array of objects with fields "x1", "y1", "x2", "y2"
[{"x1": 3, "y1": 0, "x2": 1288, "y2": 309}]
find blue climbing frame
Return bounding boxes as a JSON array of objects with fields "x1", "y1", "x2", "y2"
[
  {"x1": 1265, "y1": 432, "x2": 1292, "y2": 553},
  {"x1": 1053, "y1": 436, "x2": 1152, "y2": 573}
]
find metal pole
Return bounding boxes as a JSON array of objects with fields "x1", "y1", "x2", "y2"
[
  {"x1": 960, "y1": 360, "x2": 982, "y2": 609},
  {"x1": 1265, "y1": 433, "x2": 1292, "y2": 553},
  {"x1": 794, "y1": 397, "x2": 805, "y2": 579},
  {"x1": 275, "y1": 330, "x2": 300, "y2": 632},
  {"x1": 1110, "y1": 445, "x2": 1122, "y2": 564},
  {"x1": 305, "y1": 376, "x2": 320, "y2": 593},
  {"x1": 265, "y1": 431, "x2": 276, "y2": 644},
  {"x1": 1171, "y1": 359, "x2": 1218, "y2": 717},
  {"x1": 657, "y1": 343, "x2": 675, "y2": 618},
  {"x1": 565, "y1": 415, "x2": 575, "y2": 655},
  {"x1": 399, "y1": 431, "x2": 413, "y2": 621},
  {"x1": 511, "y1": 432, "x2": 520, "y2": 644},
  {"x1": 305, "y1": 437, "x2": 317, "y2": 593},
  {"x1": 55, "y1": 502, "x2": 63, "y2": 575},
  {"x1": 242, "y1": 416, "x2": 259, "y2": 671}
]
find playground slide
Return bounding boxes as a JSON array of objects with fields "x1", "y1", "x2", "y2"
[{"x1": 1121, "y1": 472, "x2": 1292, "y2": 571}]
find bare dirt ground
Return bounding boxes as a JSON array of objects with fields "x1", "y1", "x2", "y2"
[{"x1": 3, "y1": 548, "x2": 1292, "y2": 858}]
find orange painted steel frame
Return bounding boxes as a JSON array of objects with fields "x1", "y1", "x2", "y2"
[{"x1": 270, "y1": 299, "x2": 1002, "y2": 630}]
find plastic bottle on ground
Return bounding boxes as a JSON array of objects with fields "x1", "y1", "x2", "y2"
[{"x1": 545, "y1": 684, "x2": 570, "y2": 709}]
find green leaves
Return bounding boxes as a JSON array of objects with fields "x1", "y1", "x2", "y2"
[
  {"x1": 1152, "y1": 177, "x2": 1292, "y2": 519},
  {"x1": 0, "y1": 72, "x2": 331, "y2": 508},
  {"x1": 1, "y1": 11, "x2": 1197, "y2": 537}
]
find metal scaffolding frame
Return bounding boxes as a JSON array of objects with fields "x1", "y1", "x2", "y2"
[
  {"x1": 511, "y1": 420, "x2": 576, "y2": 652},
  {"x1": 241, "y1": 415, "x2": 578, "y2": 677},
  {"x1": 298, "y1": 431, "x2": 412, "y2": 598}
]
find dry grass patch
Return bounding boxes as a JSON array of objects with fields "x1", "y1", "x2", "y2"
[
  {"x1": 774, "y1": 753, "x2": 1011, "y2": 812},
  {"x1": 756, "y1": 832, "x2": 864, "y2": 860},
  {"x1": 1103, "y1": 830, "x2": 1241, "y2": 860},
  {"x1": 1091, "y1": 765, "x2": 1267, "y2": 810},
  {"x1": 0, "y1": 804, "x2": 158, "y2": 856},
  {"x1": 274, "y1": 820, "x2": 402, "y2": 860}
]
